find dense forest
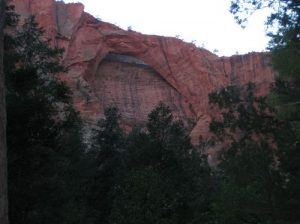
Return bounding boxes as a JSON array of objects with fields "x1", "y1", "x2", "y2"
[{"x1": 0, "y1": 0, "x2": 299, "y2": 224}]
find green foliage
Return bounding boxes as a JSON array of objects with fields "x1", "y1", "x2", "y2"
[
  {"x1": 209, "y1": 83, "x2": 279, "y2": 142},
  {"x1": 110, "y1": 167, "x2": 175, "y2": 224},
  {"x1": 4, "y1": 15, "x2": 214, "y2": 224},
  {"x1": 230, "y1": 0, "x2": 300, "y2": 33},
  {"x1": 93, "y1": 106, "x2": 124, "y2": 153},
  {"x1": 230, "y1": 1, "x2": 300, "y2": 222},
  {"x1": 5, "y1": 15, "x2": 89, "y2": 224},
  {"x1": 88, "y1": 104, "x2": 213, "y2": 224},
  {"x1": 108, "y1": 104, "x2": 213, "y2": 224},
  {"x1": 87, "y1": 106, "x2": 125, "y2": 224},
  {"x1": 14, "y1": 16, "x2": 64, "y2": 73},
  {"x1": 208, "y1": 84, "x2": 282, "y2": 224},
  {"x1": 209, "y1": 85, "x2": 240, "y2": 109}
]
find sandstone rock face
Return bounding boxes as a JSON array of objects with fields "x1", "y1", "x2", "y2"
[
  {"x1": 92, "y1": 54, "x2": 193, "y2": 127},
  {"x1": 12, "y1": 0, "x2": 275, "y2": 143}
]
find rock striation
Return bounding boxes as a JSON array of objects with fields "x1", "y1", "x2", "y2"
[{"x1": 12, "y1": 0, "x2": 275, "y2": 143}]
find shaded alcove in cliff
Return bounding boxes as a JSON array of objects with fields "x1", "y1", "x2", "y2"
[{"x1": 90, "y1": 53, "x2": 195, "y2": 128}]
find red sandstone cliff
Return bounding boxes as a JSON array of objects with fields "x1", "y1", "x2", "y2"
[{"x1": 11, "y1": 0, "x2": 275, "y2": 143}]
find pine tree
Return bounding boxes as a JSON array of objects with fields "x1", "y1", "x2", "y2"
[
  {"x1": 5, "y1": 15, "x2": 89, "y2": 224},
  {"x1": 208, "y1": 83, "x2": 282, "y2": 224},
  {"x1": 110, "y1": 104, "x2": 213, "y2": 224},
  {"x1": 230, "y1": 1, "x2": 300, "y2": 222},
  {"x1": 87, "y1": 106, "x2": 125, "y2": 224},
  {"x1": 109, "y1": 167, "x2": 175, "y2": 224}
]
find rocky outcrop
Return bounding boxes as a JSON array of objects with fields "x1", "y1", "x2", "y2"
[{"x1": 12, "y1": 0, "x2": 275, "y2": 143}]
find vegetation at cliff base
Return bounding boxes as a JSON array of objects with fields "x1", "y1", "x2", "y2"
[
  {"x1": 208, "y1": 83, "x2": 291, "y2": 224},
  {"x1": 5, "y1": 14, "x2": 91, "y2": 224},
  {"x1": 4, "y1": 13, "x2": 213, "y2": 223},
  {"x1": 1, "y1": 0, "x2": 300, "y2": 224},
  {"x1": 90, "y1": 104, "x2": 213, "y2": 224},
  {"x1": 230, "y1": 0, "x2": 300, "y2": 222}
]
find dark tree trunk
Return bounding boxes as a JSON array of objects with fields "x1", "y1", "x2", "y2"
[{"x1": 0, "y1": 0, "x2": 9, "y2": 223}]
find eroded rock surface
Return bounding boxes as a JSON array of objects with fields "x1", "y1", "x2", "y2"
[{"x1": 12, "y1": 0, "x2": 275, "y2": 143}]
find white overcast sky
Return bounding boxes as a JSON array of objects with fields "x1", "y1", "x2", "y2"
[{"x1": 63, "y1": 0, "x2": 271, "y2": 56}]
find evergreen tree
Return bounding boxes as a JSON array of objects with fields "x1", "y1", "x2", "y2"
[
  {"x1": 208, "y1": 83, "x2": 282, "y2": 224},
  {"x1": 110, "y1": 104, "x2": 213, "y2": 224},
  {"x1": 87, "y1": 106, "x2": 125, "y2": 224},
  {"x1": 230, "y1": 1, "x2": 300, "y2": 222},
  {"x1": 109, "y1": 167, "x2": 175, "y2": 224},
  {"x1": 5, "y1": 16, "x2": 89, "y2": 224}
]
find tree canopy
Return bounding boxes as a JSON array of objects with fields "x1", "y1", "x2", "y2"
[
  {"x1": 89, "y1": 104, "x2": 213, "y2": 224},
  {"x1": 3, "y1": 1, "x2": 300, "y2": 224},
  {"x1": 5, "y1": 14, "x2": 91, "y2": 224},
  {"x1": 230, "y1": 1, "x2": 300, "y2": 222}
]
